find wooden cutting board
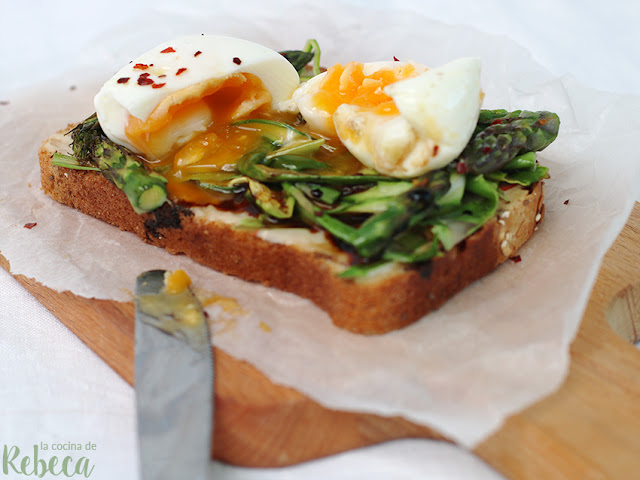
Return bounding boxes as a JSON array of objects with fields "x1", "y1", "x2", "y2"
[{"x1": 2, "y1": 203, "x2": 639, "y2": 479}]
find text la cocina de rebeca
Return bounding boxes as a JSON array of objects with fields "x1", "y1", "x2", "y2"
[{"x1": 2, "y1": 442, "x2": 96, "y2": 478}]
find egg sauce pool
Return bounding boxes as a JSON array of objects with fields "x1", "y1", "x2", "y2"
[{"x1": 133, "y1": 72, "x2": 367, "y2": 206}]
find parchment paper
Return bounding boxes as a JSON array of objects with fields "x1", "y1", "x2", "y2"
[{"x1": 1, "y1": 1, "x2": 639, "y2": 448}]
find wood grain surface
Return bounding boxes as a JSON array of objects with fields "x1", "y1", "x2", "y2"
[{"x1": 2, "y1": 203, "x2": 639, "y2": 478}]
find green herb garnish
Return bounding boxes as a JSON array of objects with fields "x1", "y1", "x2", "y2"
[{"x1": 280, "y1": 39, "x2": 322, "y2": 80}]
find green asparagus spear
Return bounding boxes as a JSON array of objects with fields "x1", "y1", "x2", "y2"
[
  {"x1": 284, "y1": 170, "x2": 450, "y2": 259},
  {"x1": 472, "y1": 109, "x2": 509, "y2": 135},
  {"x1": 461, "y1": 110, "x2": 560, "y2": 175},
  {"x1": 93, "y1": 140, "x2": 168, "y2": 214},
  {"x1": 335, "y1": 170, "x2": 449, "y2": 258},
  {"x1": 236, "y1": 142, "x2": 394, "y2": 185},
  {"x1": 477, "y1": 109, "x2": 510, "y2": 125},
  {"x1": 247, "y1": 179, "x2": 295, "y2": 219},
  {"x1": 296, "y1": 183, "x2": 342, "y2": 205},
  {"x1": 51, "y1": 153, "x2": 100, "y2": 171},
  {"x1": 70, "y1": 114, "x2": 168, "y2": 214}
]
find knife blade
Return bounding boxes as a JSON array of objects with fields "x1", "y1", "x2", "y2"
[{"x1": 135, "y1": 269, "x2": 213, "y2": 480}]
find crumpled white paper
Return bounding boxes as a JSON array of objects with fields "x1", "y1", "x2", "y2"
[{"x1": 1, "y1": 1, "x2": 639, "y2": 448}]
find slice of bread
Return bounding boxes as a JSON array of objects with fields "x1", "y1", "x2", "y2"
[{"x1": 39, "y1": 127, "x2": 544, "y2": 334}]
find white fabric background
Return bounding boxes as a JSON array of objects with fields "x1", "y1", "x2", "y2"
[{"x1": 1, "y1": 1, "x2": 638, "y2": 479}]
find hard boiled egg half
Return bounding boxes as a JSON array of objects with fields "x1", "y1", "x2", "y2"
[
  {"x1": 94, "y1": 35, "x2": 300, "y2": 162},
  {"x1": 291, "y1": 57, "x2": 483, "y2": 177}
]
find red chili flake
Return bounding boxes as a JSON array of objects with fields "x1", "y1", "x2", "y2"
[
  {"x1": 564, "y1": 199, "x2": 570, "y2": 205},
  {"x1": 137, "y1": 73, "x2": 154, "y2": 86},
  {"x1": 152, "y1": 83, "x2": 166, "y2": 89},
  {"x1": 161, "y1": 46, "x2": 175, "y2": 53},
  {"x1": 23, "y1": 222, "x2": 37, "y2": 229},
  {"x1": 499, "y1": 183, "x2": 516, "y2": 191},
  {"x1": 117, "y1": 77, "x2": 130, "y2": 84},
  {"x1": 194, "y1": 50, "x2": 202, "y2": 57},
  {"x1": 491, "y1": 119, "x2": 502, "y2": 125},
  {"x1": 393, "y1": 56, "x2": 400, "y2": 61},
  {"x1": 233, "y1": 57, "x2": 242, "y2": 65},
  {"x1": 456, "y1": 161, "x2": 468, "y2": 174},
  {"x1": 482, "y1": 146, "x2": 492, "y2": 154},
  {"x1": 432, "y1": 145, "x2": 439, "y2": 156},
  {"x1": 158, "y1": 74, "x2": 167, "y2": 78},
  {"x1": 539, "y1": 118, "x2": 547, "y2": 126},
  {"x1": 133, "y1": 63, "x2": 149, "y2": 70},
  {"x1": 176, "y1": 67, "x2": 187, "y2": 75},
  {"x1": 510, "y1": 255, "x2": 522, "y2": 263}
]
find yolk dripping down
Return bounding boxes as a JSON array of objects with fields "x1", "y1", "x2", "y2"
[
  {"x1": 125, "y1": 73, "x2": 271, "y2": 162},
  {"x1": 124, "y1": 73, "x2": 276, "y2": 205}
]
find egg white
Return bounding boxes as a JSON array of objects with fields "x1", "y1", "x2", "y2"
[
  {"x1": 383, "y1": 57, "x2": 483, "y2": 173},
  {"x1": 292, "y1": 57, "x2": 483, "y2": 178},
  {"x1": 289, "y1": 61, "x2": 426, "y2": 138},
  {"x1": 94, "y1": 35, "x2": 300, "y2": 157}
]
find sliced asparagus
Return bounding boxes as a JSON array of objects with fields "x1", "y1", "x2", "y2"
[
  {"x1": 70, "y1": 114, "x2": 168, "y2": 214},
  {"x1": 93, "y1": 140, "x2": 168, "y2": 214},
  {"x1": 66, "y1": 106, "x2": 557, "y2": 268}
]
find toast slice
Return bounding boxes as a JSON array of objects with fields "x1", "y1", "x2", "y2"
[{"x1": 39, "y1": 128, "x2": 544, "y2": 334}]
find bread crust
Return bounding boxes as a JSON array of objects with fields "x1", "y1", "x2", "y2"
[{"x1": 39, "y1": 129, "x2": 544, "y2": 334}]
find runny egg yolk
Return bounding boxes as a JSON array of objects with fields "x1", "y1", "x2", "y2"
[
  {"x1": 125, "y1": 73, "x2": 271, "y2": 162},
  {"x1": 309, "y1": 61, "x2": 419, "y2": 136},
  {"x1": 124, "y1": 73, "x2": 279, "y2": 205},
  {"x1": 164, "y1": 124, "x2": 269, "y2": 205}
]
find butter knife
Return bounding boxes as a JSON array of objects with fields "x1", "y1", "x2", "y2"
[{"x1": 135, "y1": 270, "x2": 213, "y2": 480}]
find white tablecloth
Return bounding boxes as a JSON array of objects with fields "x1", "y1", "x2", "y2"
[{"x1": 1, "y1": 2, "x2": 638, "y2": 479}]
